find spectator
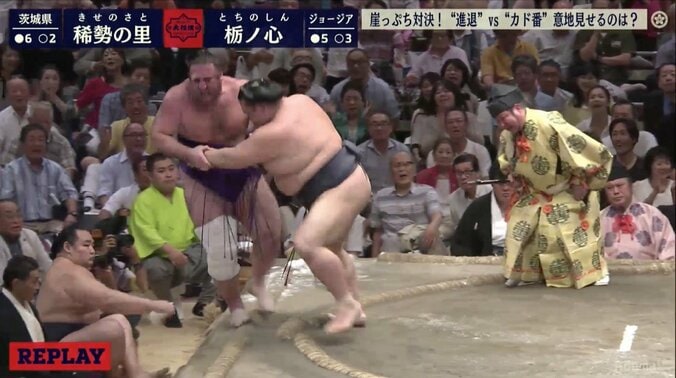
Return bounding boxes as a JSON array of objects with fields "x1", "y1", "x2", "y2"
[
  {"x1": 643, "y1": 63, "x2": 675, "y2": 157},
  {"x1": 442, "y1": 153, "x2": 493, "y2": 240},
  {"x1": 0, "y1": 44, "x2": 22, "y2": 101},
  {"x1": 576, "y1": 85, "x2": 612, "y2": 141},
  {"x1": 99, "y1": 156, "x2": 150, "y2": 220},
  {"x1": 129, "y1": 153, "x2": 216, "y2": 322},
  {"x1": 654, "y1": 3, "x2": 675, "y2": 67},
  {"x1": 480, "y1": 29, "x2": 539, "y2": 88},
  {"x1": 0, "y1": 77, "x2": 30, "y2": 162},
  {"x1": 288, "y1": 63, "x2": 333, "y2": 113},
  {"x1": 357, "y1": 112, "x2": 410, "y2": 193},
  {"x1": 359, "y1": 0, "x2": 395, "y2": 63},
  {"x1": 451, "y1": 163, "x2": 515, "y2": 256},
  {"x1": 0, "y1": 256, "x2": 46, "y2": 378},
  {"x1": 405, "y1": 30, "x2": 471, "y2": 87},
  {"x1": 601, "y1": 162, "x2": 675, "y2": 260},
  {"x1": 330, "y1": 49, "x2": 401, "y2": 125},
  {"x1": 369, "y1": 151, "x2": 445, "y2": 256},
  {"x1": 426, "y1": 108, "x2": 491, "y2": 177},
  {"x1": 511, "y1": 54, "x2": 556, "y2": 110},
  {"x1": 97, "y1": 122, "x2": 149, "y2": 206},
  {"x1": 415, "y1": 137, "x2": 459, "y2": 242},
  {"x1": 563, "y1": 61, "x2": 626, "y2": 125},
  {"x1": 103, "y1": 83, "x2": 155, "y2": 157},
  {"x1": 633, "y1": 146, "x2": 674, "y2": 207},
  {"x1": 536, "y1": 60, "x2": 574, "y2": 112},
  {"x1": 440, "y1": 58, "x2": 480, "y2": 113},
  {"x1": 332, "y1": 79, "x2": 369, "y2": 145},
  {"x1": 601, "y1": 100, "x2": 658, "y2": 158},
  {"x1": 521, "y1": 0, "x2": 577, "y2": 80},
  {"x1": 31, "y1": 65, "x2": 71, "y2": 126},
  {"x1": 0, "y1": 200, "x2": 51, "y2": 278},
  {"x1": 574, "y1": 0, "x2": 636, "y2": 85},
  {"x1": 36, "y1": 225, "x2": 173, "y2": 377},
  {"x1": 0, "y1": 124, "x2": 78, "y2": 235},
  {"x1": 658, "y1": 184, "x2": 675, "y2": 231},
  {"x1": 3, "y1": 101, "x2": 77, "y2": 178},
  {"x1": 607, "y1": 118, "x2": 649, "y2": 182}
]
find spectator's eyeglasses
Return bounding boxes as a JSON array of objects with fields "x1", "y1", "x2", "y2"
[{"x1": 456, "y1": 169, "x2": 477, "y2": 177}]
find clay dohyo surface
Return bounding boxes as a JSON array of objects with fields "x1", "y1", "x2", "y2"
[{"x1": 138, "y1": 260, "x2": 675, "y2": 377}]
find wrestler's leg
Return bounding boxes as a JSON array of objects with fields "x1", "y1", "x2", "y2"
[
  {"x1": 235, "y1": 177, "x2": 281, "y2": 311},
  {"x1": 327, "y1": 243, "x2": 367, "y2": 327},
  {"x1": 293, "y1": 168, "x2": 371, "y2": 334},
  {"x1": 60, "y1": 314, "x2": 169, "y2": 378}
]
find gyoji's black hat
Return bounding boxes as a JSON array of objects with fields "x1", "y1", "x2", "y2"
[
  {"x1": 489, "y1": 161, "x2": 509, "y2": 181},
  {"x1": 608, "y1": 158, "x2": 632, "y2": 182},
  {"x1": 238, "y1": 78, "x2": 283, "y2": 103},
  {"x1": 487, "y1": 84, "x2": 523, "y2": 118}
]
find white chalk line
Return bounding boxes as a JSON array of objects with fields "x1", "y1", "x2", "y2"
[{"x1": 618, "y1": 325, "x2": 639, "y2": 352}]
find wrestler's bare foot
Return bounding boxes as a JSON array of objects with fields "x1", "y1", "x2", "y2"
[
  {"x1": 324, "y1": 297, "x2": 362, "y2": 334},
  {"x1": 247, "y1": 280, "x2": 274, "y2": 312},
  {"x1": 230, "y1": 307, "x2": 251, "y2": 327},
  {"x1": 328, "y1": 310, "x2": 367, "y2": 327}
]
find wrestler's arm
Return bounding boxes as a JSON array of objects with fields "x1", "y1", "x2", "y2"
[
  {"x1": 204, "y1": 128, "x2": 280, "y2": 169},
  {"x1": 67, "y1": 269, "x2": 164, "y2": 315},
  {"x1": 151, "y1": 90, "x2": 193, "y2": 162}
]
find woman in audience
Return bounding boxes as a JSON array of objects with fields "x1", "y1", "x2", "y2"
[
  {"x1": 416, "y1": 137, "x2": 459, "y2": 242},
  {"x1": 32, "y1": 65, "x2": 69, "y2": 126},
  {"x1": 410, "y1": 79, "x2": 480, "y2": 166},
  {"x1": 608, "y1": 118, "x2": 649, "y2": 182},
  {"x1": 440, "y1": 58, "x2": 480, "y2": 113},
  {"x1": 0, "y1": 44, "x2": 23, "y2": 101},
  {"x1": 563, "y1": 61, "x2": 625, "y2": 126},
  {"x1": 76, "y1": 48, "x2": 128, "y2": 153},
  {"x1": 331, "y1": 79, "x2": 369, "y2": 145},
  {"x1": 576, "y1": 85, "x2": 612, "y2": 141},
  {"x1": 288, "y1": 63, "x2": 333, "y2": 113},
  {"x1": 633, "y1": 146, "x2": 675, "y2": 207}
]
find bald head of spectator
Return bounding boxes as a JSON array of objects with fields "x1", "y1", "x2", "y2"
[
  {"x1": 28, "y1": 101, "x2": 55, "y2": 132},
  {"x1": 7, "y1": 77, "x2": 30, "y2": 115},
  {"x1": 657, "y1": 63, "x2": 675, "y2": 96}
]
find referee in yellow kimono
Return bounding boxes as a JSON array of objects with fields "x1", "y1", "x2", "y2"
[{"x1": 488, "y1": 85, "x2": 613, "y2": 289}]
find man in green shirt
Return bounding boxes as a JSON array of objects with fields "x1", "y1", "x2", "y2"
[{"x1": 129, "y1": 153, "x2": 216, "y2": 327}]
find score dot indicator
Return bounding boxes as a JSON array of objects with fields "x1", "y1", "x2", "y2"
[
  {"x1": 310, "y1": 34, "x2": 320, "y2": 44},
  {"x1": 14, "y1": 34, "x2": 24, "y2": 44}
]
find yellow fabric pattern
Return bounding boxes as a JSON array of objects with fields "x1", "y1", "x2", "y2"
[{"x1": 497, "y1": 109, "x2": 613, "y2": 288}]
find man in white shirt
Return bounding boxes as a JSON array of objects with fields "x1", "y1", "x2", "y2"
[
  {"x1": 98, "y1": 157, "x2": 150, "y2": 220},
  {"x1": 0, "y1": 199, "x2": 52, "y2": 278},
  {"x1": 0, "y1": 77, "x2": 30, "y2": 164}
]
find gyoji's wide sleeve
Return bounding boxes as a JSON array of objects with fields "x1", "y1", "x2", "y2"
[
  {"x1": 496, "y1": 129, "x2": 515, "y2": 175},
  {"x1": 548, "y1": 111, "x2": 613, "y2": 191}
]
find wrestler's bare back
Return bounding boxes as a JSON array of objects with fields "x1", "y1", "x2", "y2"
[
  {"x1": 156, "y1": 76, "x2": 249, "y2": 146},
  {"x1": 254, "y1": 95, "x2": 343, "y2": 195},
  {"x1": 36, "y1": 259, "x2": 103, "y2": 324}
]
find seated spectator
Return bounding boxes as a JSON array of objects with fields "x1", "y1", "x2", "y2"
[
  {"x1": 416, "y1": 137, "x2": 458, "y2": 240},
  {"x1": 633, "y1": 146, "x2": 674, "y2": 207},
  {"x1": 426, "y1": 108, "x2": 491, "y2": 177},
  {"x1": 563, "y1": 61, "x2": 626, "y2": 126},
  {"x1": 654, "y1": 4, "x2": 675, "y2": 67},
  {"x1": 480, "y1": 29, "x2": 539, "y2": 88},
  {"x1": 601, "y1": 163, "x2": 675, "y2": 260},
  {"x1": 601, "y1": 100, "x2": 657, "y2": 158},
  {"x1": 440, "y1": 58, "x2": 480, "y2": 113},
  {"x1": 442, "y1": 153, "x2": 493, "y2": 240},
  {"x1": 536, "y1": 60, "x2": 574, "y2": 113},
  {"x1": 0, "y1": 199, "x2": 51, "y2": 277},
  {"x1": 288, "y1": 63, "x2": 333, "y2": 113},
  {"x1": 643, "y1": 63, "x2": 675, "y2": 157},
  {"x1": 511, "y1": 54, "x2": 556, "y2": 110},
  {"x1": 0, "y1": 124, "x2": 78, "y2": 235},
  {"x1": 574, "y1": 0, "x2": 636, "y2": 86},
  {"x1": 31, "y1": 65, "x2": 70, "y2": 126},
  {"x1": 409, "y1": 73, "x2": 440, "y2": 131},
  {"x1": 658, "y1": 184, "x2": 676, "y2": 231},
  {"x1": 36, "y1": 225, "x2": 173, "y2": 377},
  {"x1": 451, "y1": 163, "x2": 514, "y2": 256},
  {"x1": 97, "y1": 122, "x2": 149, "y2": 207},
  {"x1": 0, "y1": 256, "x2": 46, "y2": 378},
  {"x1": 0, "y1": 77, "x2": 30, "y2": 163},
  {"x1": 103, "y1": 83, "x2": 155, "y2": 157},
  {"x1": 332, "y1": 79, "x2": 369, "y2": 145},
  {"x1": 369, "y1": 151, "x2": 445, "y2": 256},
  {"x1": 99, "y1": 157, "x2": 150, "y2": 220},
  {"x1": 0, "y1": 44, "x2": 23, "y2": 102},
  {"x1": 521, "y1": 0, "x2": 577, "y2": 80},
  {"x1": 267, "y1": 67, "x2": 292, "y2": 97},
  {"x1": 129, "y1": 153, "x2": 215, "y2": 323},
  {"x1": 607, "y1": 118, "x2": 649, "y2": 183},
  {"x1": 330, "y1": 49, "x2": 401, "y2": 127},
  {"x1": 576, "y1": 85, "x2": 612, "y2": 141},
  {"x1": 357, "y1": 112, "x2": 410, "y2": 193},
  {"x1": 3, "y1": 101, "x2": 77, "y2": 178},
  {"x1": 405, "y1": 30, "x2": 471, "y2": 87}
]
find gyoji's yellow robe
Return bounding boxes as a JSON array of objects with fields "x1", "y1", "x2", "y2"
[{"x1": 497, "y1": 109, "x2": 613, "y2": 288}]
